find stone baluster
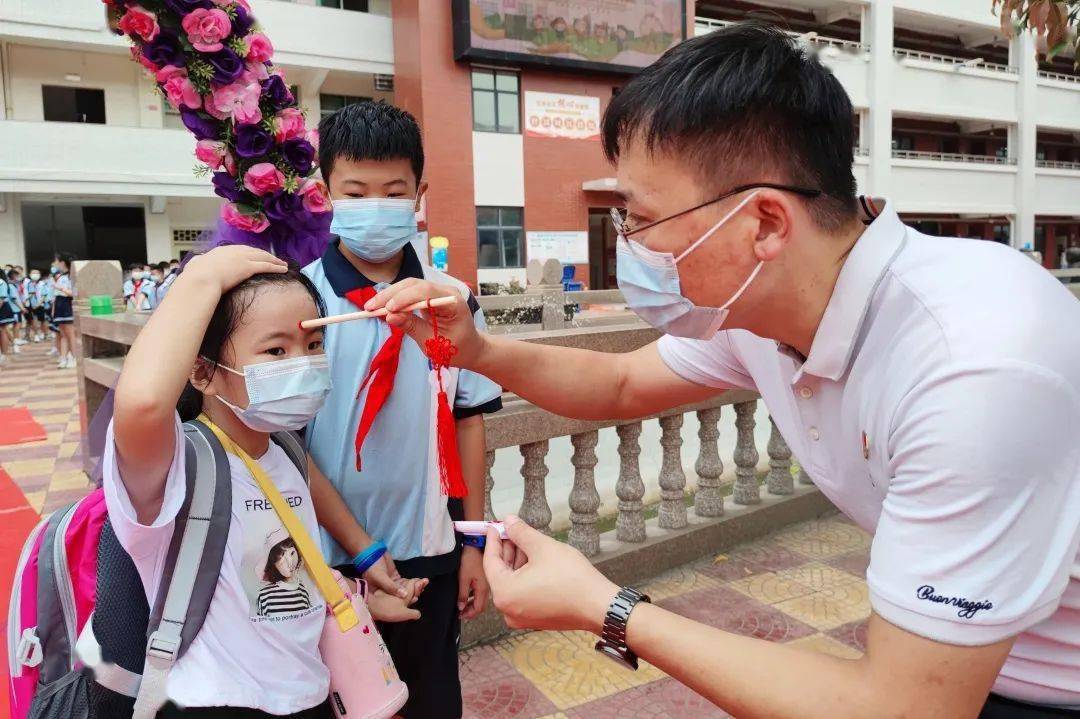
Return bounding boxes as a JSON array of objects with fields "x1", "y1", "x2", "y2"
[
  {"x1": 568, "y1": 431, "x2": 601, "y2": 556},
  {"x1": 694, "y1": 407, "x2": 724, "y2": 517},
  {"x1": 766, "y1": 418, "x2": 794, "y2": 495},
  {"x1": 658, "y1": 414, "x2": 688, "y2": 529},
  {"x1": 733, "y1": 400, "x2": 761, "y2": 505},
  {"x1": 615, "y1": 422, "x2": 646, "y2": 543},
  {"x1": 798, "y1": 463, "x2": 814, "y2": 486},
  {"x1": 518, "y1": 440, "x2": 552, "y2": 534},
  {"x1": 483, "y1": 450, "x2": 496, "y2": 521}
]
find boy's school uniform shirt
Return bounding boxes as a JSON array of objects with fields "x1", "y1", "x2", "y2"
[
  {"x1": 102, "y1": 414, "x2": 329, "y2": 714},
  {"x1": 304, "y1": 241, "x2": 503, "y2": 575}
]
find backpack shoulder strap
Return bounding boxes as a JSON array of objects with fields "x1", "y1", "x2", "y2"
[
  {"x1": 132, "y1": 420, "x2": 231, "y2": 719},
  {"x1": 35, "y1": 503, "x2": 79, "y2": 683},
  {"x1": 270, "y1": 431, "x2": 309, "y2": 485}
]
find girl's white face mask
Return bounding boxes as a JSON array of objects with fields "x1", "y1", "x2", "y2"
[{"x1": 210, "y1": 354, "x2": 332, "y2": 432}]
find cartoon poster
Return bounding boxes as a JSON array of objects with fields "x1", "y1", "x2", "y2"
[{"x1": 241, "y1": 508, "x2": 320, "y2": 622}]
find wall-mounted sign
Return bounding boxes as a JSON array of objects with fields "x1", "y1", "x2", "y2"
[
  {"x1": 527, "y1": 230, "x2": 589, "y2": 264},
  {"x1": 524, "y1": 91, "x2": 600, "y2": 140},
  {"x1": 452, "y1": 0, "x2": 687, "y2": 75}
]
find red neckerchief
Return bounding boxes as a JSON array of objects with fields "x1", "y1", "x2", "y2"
[{"x1": 345, "y1": 286, "x2": 404, "y2": 472}]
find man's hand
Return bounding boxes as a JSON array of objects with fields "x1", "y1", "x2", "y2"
[
  {"x1": 483, "y1": 515, "x2": 619, "y2": 633},
  {"x1": 363, "y1": 552, "x2": 413, "y2": 600},
  {"x1": 365, "y1": 278, "x2": 486, "y2": 370},
  {"x1": 458, "y1": 546, "x2": 489, "y2": 620}
]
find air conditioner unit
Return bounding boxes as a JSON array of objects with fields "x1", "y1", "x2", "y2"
[{"x1": 374, "y1": 74, "x2": 394, "y2": 92}]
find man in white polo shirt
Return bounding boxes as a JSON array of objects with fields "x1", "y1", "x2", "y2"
[{"x1": 369, "y1": 22, "x2": 1079, "y2": 718}]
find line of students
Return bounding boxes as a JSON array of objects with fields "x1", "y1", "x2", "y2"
[
  {"x1": 105, "y1": 101, "x2": 499, "y2": 718},
  {"x1": 0, "y1": 253, "x2": 75, "y2": 368},
  {"x1": 124, "y1": 259, "x2": 182, "y2": 312}
]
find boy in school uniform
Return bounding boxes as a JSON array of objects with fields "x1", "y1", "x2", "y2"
[{"x1": 303, "y1": 101, "x2": 502, "y2": 719}]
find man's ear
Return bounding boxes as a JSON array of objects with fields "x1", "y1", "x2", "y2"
[
  {"x1": 414, "y1": 182, "x2": 429, "y2": 214},
  {"x1": 752, "y1": 191, "x2": 793, "y2": 263}
]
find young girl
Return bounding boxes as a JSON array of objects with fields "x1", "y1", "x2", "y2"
[
  {"x1": 0, "y1": 270, "x2": 14, "y2": 363},
  {"x1": 106, "y1": 244, "x2": 424, "y2": 718},
  {"x1": 51, "y1": 252, "x2": 77, "y2": 369}
]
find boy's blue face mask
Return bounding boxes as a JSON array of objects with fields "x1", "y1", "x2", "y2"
[{"x1": 330, "y1": 198, "x2": 418, "y2": 263}]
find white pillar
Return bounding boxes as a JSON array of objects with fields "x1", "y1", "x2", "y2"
[
  {"x1": 1013, "y1": 33, "x2": 1037, "y2": 251},
  {"x1": 866, "y1": 0, "x2": 894, "y2": 198},
  {"x1": 144, "y1": 201, "x2": 172, "y2": 262},
  {"x1": 0, "y1": 195, "x2": 23, "y2": 266},
  {"x1": 136, "y1": 64, "x2": 164, "y2": 128}
]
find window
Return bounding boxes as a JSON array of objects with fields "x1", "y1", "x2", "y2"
[
  {"x1": 477, "y1": 207, "x2": 524, "y2": 268},
  {"x1": 320, "y1": 93, "x2": 372, "y2": 120},
  {"x1": 891, "y1": 135, "x2": 914, "y2": 151},
  {"x1": 42, "y1": 86, "x2": 105, "y2": 124},
  {"x1": 471, "y1": 69, "x2": 519, "y2": 134},
  {"x1": 319, "y1": 0, "x2": 369, "y2": 11},
  {"x1": 993, "y1": 223, "x2": 1011, "y2": 244}
]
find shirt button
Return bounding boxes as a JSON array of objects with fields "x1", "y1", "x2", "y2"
[
  {"x1": 809, "y1": 427, "x2": 821, "y2": 441},
  {"x1": 799, "y1": 387, "x2": 813, "y2": 399}
]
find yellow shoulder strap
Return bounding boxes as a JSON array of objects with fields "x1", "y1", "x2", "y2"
[{"x1": 199, "y1": 415, "x2": 358, "y2": 632}]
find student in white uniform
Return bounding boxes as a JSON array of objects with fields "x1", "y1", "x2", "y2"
[
  {"x1": 0, "y1": 270, "x2": 14, "y2": 363},
  {"x1": 367, "y1": 23, "x2": 1080, "y2": 719},
  {"x1": 50, "y1": 253, "x2": 77, "y2": 369}
]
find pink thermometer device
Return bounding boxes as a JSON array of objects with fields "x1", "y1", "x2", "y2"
[{"x1": 454, "y1": 521, "x2": 508, "y2": 540}]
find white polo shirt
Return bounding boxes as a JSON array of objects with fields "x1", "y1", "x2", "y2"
[{"x1": 658, "y1": 199, "x2": 1080, "y2": 707}]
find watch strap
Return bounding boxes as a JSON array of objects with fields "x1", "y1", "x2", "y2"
[{"x1": 595, "y1": 587, "x2": 651, "y2": 670}]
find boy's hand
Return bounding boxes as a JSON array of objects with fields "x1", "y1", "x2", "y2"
[
  {"x1": 458, "y1": 546, "x2": 489, "y2": 620},
  {"x1": 365, "y1": 278, "x2": 486, "y2": 371},
  {"x1": 363, "y1": 553, "x2": 410, "y2": 599},
  {"x1": 368, "y1": 580, "x2": 428, "y2": 623},
  {"x1": 181, "y1": 245, "x2": 287, "y2": 296}
]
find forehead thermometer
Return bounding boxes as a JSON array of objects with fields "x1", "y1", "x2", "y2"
[{"x1": 453, "y1": 521, "x2": 508, "y2": 539}]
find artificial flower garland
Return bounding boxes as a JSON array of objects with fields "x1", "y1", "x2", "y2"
[{"x1": 105, "y1": 0, "x2": 333, "y2": 266}]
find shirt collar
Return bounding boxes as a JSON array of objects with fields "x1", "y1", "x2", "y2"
[
  {"x1": 798, "y1": 197, "x2": 906, "y2": 382},
  {"x1": 320, "y1": 238, "x2": 424, "y2": 298}
]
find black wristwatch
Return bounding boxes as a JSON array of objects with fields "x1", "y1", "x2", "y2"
[{"x1": 594, "y1": 587, "x2": 651, "y2": 670}]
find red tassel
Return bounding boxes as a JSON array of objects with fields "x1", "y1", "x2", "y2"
[{"x1": 435, "y1": 388, "x2": 467, "y2": 498}]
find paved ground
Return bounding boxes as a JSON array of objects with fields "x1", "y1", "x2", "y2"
[{"x1": 0, "y1": 340, "x2": 872, "y2": 718}]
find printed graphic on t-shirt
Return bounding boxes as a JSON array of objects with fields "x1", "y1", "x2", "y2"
[{"x1": 240, "y1": 493, "x2": 321, "y2": 622}]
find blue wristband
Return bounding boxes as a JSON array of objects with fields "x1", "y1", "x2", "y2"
[{"x1": 352, "y1": 540, "x2": 387, "y2": 575}]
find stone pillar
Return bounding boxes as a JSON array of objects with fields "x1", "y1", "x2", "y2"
[
  {"x1": 483, "y1": 449, "x2": 495, "y2": 521},
  {"x1": 526, "y1": 258, "x2": 567, "y2": 330},
  {"x1": 615, "y1": 421, "x2": 646, "y2": 543},
  {"x1": 568, "y1": 431, "x2": 601, "y2": 556},
  {"x1": 694, "y1": 407, "x2": 724, "y2": 517},
  {"x1": 866, "y1": 0, "x2": 894, "y2": 198},
  {"x1": 657, "y1": 414, "x2": 688, "y2": 529},
  {"x1": 518, "y1": 440, "x2": 552, "y2": 534},
  {"x1": 766, "y1": 418, "x2": 794, "y2": 495},
  {"x1": 71, "y1": 260, "x2": 123, "y2": 314},
  {"x1": 733, "y1": 400, "x2": 761, "y2": 505},
  {"x1": 1013, "y1": 32, "x2": 1038, "y2": 251},
  {"x1": 798, "y1": 463, "x2": 814, "y2": 486}
]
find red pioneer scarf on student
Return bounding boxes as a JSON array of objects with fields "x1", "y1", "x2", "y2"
[{"x1": 343, "y1": 287, "x2": 467, "y2": 498}]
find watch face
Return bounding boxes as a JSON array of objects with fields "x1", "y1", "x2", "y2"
[{"x1": 594, "y1": 640, "x2": 639, "y2": 670}]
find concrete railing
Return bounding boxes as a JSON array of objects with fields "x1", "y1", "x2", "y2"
[
  {"x1": 1036, "y1": 159, "x2": 1080, "y2": 171},
  {"x1": 893, "y1": 47, "x2": 1017, "y2": 74},
  {"x1": 892, "y1": 149, "x2": 1016, "y2": 165}
]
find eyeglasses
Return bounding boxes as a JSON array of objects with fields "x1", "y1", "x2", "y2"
[{"x1": 609, "y1": 182, "x2": 823, "y2": 239}]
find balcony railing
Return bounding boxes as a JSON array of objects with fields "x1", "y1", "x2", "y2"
[
  {"x1": 893, "y1": 48, "x2": 1017, "y2": 74},
  {"x1": 892, "y1": 149, "x2": 1017, "y2": 165},
  {"x1": 1038, "y1": 70, "x2": 1080, "y2": 84},
  {"x1": 695, "y1": 17, "x2": 868, "y2": 52},
  {"x1": 854, "y1": 146, "x2": 870, "y2": 157},
  {"x1": 1037, "y1": 159, "x2": 1080, "y2": 170}
]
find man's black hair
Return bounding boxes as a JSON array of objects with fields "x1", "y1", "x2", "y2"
[
  {"x1": 602, "y1": 21, "x2": 858, "y2": 231},
  {"x1": 318, "y1": 100, "x2": 425, "y2": 186}
]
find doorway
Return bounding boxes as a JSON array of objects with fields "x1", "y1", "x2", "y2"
[
  {"x1": 588, "y1": 209, "x2": 618, "y2": 290},
  {"x1": 22, "y1": 204, "x2": 146, "y2": 271}
]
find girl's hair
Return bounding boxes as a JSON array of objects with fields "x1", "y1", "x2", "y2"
[
  {"x1": 55, "y1": 252, "x2": 75, "y2": 270},
  {"x1": 177, "y1": 265, "x2": 326, "y2": 422},
  {"x1": 264, "y1": 537, "x2": 302, "y2": 583}
]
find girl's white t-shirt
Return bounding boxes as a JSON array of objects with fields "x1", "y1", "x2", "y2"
[{"x1": 102, "y1": 414, "x2": 329, "y2": 714}]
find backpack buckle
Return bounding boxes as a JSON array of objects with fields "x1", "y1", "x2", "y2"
[
  {"x1": 16, "y1": 627, "x2": 42, "y2": 669},
  {"x1": 145, "y1": 630, "x2": 181, "y2": 662}
]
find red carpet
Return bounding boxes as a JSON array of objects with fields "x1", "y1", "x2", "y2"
[
  {"x1": 0, "y1": 407, "x2": 47, "y2": 446},
  {"x1": 0, "y1": 466, "x2": 41, "y2": 719}
]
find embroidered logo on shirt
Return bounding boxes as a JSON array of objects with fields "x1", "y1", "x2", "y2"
[
  {"x1": 861, "y1": 431, "x2": 870, "y2": 460},
  {"x1": 915, "y1": 585, "x2": 993, "y2": 619}
]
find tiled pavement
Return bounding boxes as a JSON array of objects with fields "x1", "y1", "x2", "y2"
[{"x1": 0, "y1": 341, "x2": 873, "y2": 718}]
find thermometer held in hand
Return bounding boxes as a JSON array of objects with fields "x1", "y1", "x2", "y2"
[
  {"x1": 453, "y1": 521, "x2": 508, "y2": 540},
  {"x1": 299, "y1": 295, "x2": 457, "y2": 330}
]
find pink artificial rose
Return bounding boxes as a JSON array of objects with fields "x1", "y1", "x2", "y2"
[
  {"x1": 305, "y1": 129, "x2": 320, "y2": 152},
  {"x1": 118, "y1": 5, "x2": 160, "y2": 43},
  {"x1": 181, "y1": 8, "x2": 232, "y2": 53},
  {"x1": 244, "y1": 163, "x2": 286, "y2": 197},
  {"x1": 195, "y1": 140, "x2": 228, "y2": 170},
  {"x1": 222, "y1": 203, "x2": 270, "y2": 234},
  {"x1": 206, "y1": 81, "x2": 262, "y2": 125},
  {"x1": 154, "y1": 65, "x2": 185, "y2": 84},
  {"x1": 163, "y1": 74, "x2": 201, "y2": 110},
  {"x1": 299, "y1": 179, "x2": 332, "y2": 213},
  {"x1": 240, "y1": 60, "x2": 269, "y2": 86},
  {"x1": 223, "y1": 151, "x2": 238, "y2": 177},
  {"x1": 246, "y1": 33, "x2": 274, "y2": 64},
  {"x1": 130, "y1": 47, "x2": 159, "y2": 75},
  {"x1": 272, "y1": 108, "x2": 307, "y2": 143}
]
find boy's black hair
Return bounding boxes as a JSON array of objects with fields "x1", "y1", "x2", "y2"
[
  {"x1": 602, "y1": 21, "x2": 857, "y2": 231},
  {"x1": 56, "y1": 252, "x2": 75, "y2": 270},
  {"x1": 318, "y1": 100, "x2": 425, "y2": 186},
  {"x1": 6, "y1": 269, "x2": 18, "y2": 280},
  {"x1": 128, "y1": 262, "x2": 141, "y2": 272},
  {"x1": 155, "y1": 261, "x2": 170, "y2": 272},
  {"x1": 177, "y1": 266, "x2": 327, "y2": 422}
]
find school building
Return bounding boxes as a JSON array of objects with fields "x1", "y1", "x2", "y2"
[{"x1": 0, "y1": 0, "x2": 1077, "y2": 286}]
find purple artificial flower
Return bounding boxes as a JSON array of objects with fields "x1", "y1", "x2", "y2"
[
  {"x1": 211, "y1": 171, "x2": 245, "y2": 202},
  {"x1": 232, "y1": 4, "x2": 255, "y2": 36},
  {"x1": 261, "y1": 75, "x2": 294, "y2": 111},
  {"x1": 164, "y1": 0, "x2": 213, "y2": 13},
  {"x1": 143, "y1": 31, "x2": 185, "y2": 68},
  {"x1": 180, "y1": 108, "x2": 222, "y2": 141},
  {"x1": 263, "y1": 190, "x2": 303, "y2": 223},
  {"x1": 207, "y1": 48, "x2": 244, "y2": 84},
  {"x1": 281, "y1": 139, "x2": 315, "y2": 176},
  {"x1": 234, "y1": 123, "x2": 273, "y2": 159}
]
